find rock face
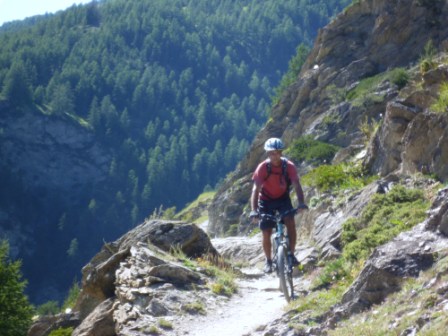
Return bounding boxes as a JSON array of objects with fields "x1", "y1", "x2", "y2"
[
  {"x1": 0, "y1": 109, "x2": 111, "y2": 197},
  {"x1": 365, "y1": 65, "x2": 448, "y2": 179}
]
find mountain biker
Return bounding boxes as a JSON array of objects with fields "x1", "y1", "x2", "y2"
[{"x1": 249, "y1": 137, "x2": 308, "y2": 273}]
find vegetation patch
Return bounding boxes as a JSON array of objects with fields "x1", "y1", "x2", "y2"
[
  {"x1": 301, "y1": 163, "x2": 374, "y2": 193},
  {"x1": 272, "y1": 44, "x2": 310, "y2": 105},
  {"x1": 430, "y1": 82, "x2": 448, "y2": 113},
  {"x1": 341, "y1": 185, "x2": 430, "y2": 262},
  {"x1": 197, "y1": 256, "x2": 237, "y2": 296},
  {"x1": 419, "y1": 40, "x2": 437, "y2": 74},
  {"x1": 346, "y1": 67, "x2": 409, "y2": 105},
  {"x1": 358, "y1": 115, "x2": 382, "y2": 144},
  {"x1": 36, "y1": 300, "x2": 60, "y2": 316},
  {"x1": 289, "y1": 280, "x2": 350, "y2": 321},
  {"x1": 174, "y1": 191, "x2": 216, "y2": 222},
  {"x1": 285, "y1": 135, "x2": 340, "y2": 165},
  {"x1": 48, "y1": 327, "x2": 74, "y2": 336},
  {"x1": 182, "y1": 301, "x2": 206, "y2": 315},
  {"x1": 158, "y1": 318, "x2": 173, "y2": 330},
  {"x1": 62, "y1": 281, "x2": 81, "y2": 311},
  {"x1": 170, "y1": 247, "x2": 237, "y2": 297}
]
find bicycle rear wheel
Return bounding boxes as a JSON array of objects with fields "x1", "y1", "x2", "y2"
[{"x1": 276, "y1": 245, "x2": 294, "y2": 302}]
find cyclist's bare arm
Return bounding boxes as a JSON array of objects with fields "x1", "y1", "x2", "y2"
[
  {"x1": 291, "y1": 179, "x2": 306, "y2": 207},
  {"x1": 251, "y1": 182, "x2": 261, "y2": 211},
  {"x1": 250, "y1": 182, "x2": 261, "y2": 222}
]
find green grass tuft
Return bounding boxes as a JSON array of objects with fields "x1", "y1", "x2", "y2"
[{"x1": 285, "y1": 135, "x2": 339, "y2": 165}]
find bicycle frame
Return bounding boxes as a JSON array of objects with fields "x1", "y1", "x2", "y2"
[
  {"x1": 272, "y1": 221, "x2": 292, "y2": 271},
  {"x1": 260, "y1": 209, "x2": 297, "y2": 301}
]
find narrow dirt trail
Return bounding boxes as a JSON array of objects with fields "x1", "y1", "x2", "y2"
[{"x1": 175, "y1": 272, "x2": 288, "y2": 336}]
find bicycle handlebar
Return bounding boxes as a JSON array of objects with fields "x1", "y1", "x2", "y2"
[{"x1": 259, "y1": 205, "x2": 307, "y2": 221}]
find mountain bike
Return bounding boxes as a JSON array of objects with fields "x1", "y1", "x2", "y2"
[{"x1": 260, "y1": 208, "x2": 301, "y2": 302}]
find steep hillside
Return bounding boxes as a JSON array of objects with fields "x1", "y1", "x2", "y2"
[{"x1": 209, "y1": 0, "x2": 448, "y2": 235}]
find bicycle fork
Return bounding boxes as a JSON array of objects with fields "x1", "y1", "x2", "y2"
[{"x1": 272, "y1": 237, "x2": 293, "y2": 274}]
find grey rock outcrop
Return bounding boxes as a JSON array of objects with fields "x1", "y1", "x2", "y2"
[
  {"x1": 73, "y1": 299, "x2": 115, "y2": 336},
  {"x1": 365, "y1": 65, "x2": 448, "y2": 179},
  {"x1": 74, "y1": 219, "x2": 217, "y2": 321},
  {"x1": 26, "y1": 219, "x2": 220, "y2": 336}
]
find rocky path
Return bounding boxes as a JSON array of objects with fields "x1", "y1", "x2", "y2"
[{"x1": 174, "y1": 271, "x2": 288, "y2": 336}]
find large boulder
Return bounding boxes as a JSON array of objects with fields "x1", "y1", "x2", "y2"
[{"x1": 74, "y1": 220, "x2": 217, "y2": 320}]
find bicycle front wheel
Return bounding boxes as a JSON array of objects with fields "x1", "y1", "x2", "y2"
[{"x1": 276, "y1": 244, "x2": 294, "y2": 302}]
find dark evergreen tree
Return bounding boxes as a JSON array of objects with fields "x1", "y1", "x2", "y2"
[
  {"x1": 0, "y1": 241, "x2": 34, "y2": 335},
  {"x1": 1, "y1": 61, "x2": 32, "y2": 106}
]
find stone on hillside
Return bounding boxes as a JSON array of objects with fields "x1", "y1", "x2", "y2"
[
  {"x1": 72, "y1": 298, "x2": 115, "y2": 336},
  {"x1": 336, "y1": 224, "x2": 448, "y2": 317},
  {"x1": 117, "y1": 220, "x2": 218, "y2": 257},
  {"x1": 401, "y1": 113, "x2": 448, "y2": 179},
  {"x1": 74, "y1": 220, "x2": 217, "y2": 320},
  {"x1": 425, "y1": 187, "x2": 448, "y2": 236},
  {"x1": 296, "y1": 245, "x2": 319, "y2": 271},
  {"x1": 208, "y1": 174, "x2": 253, "y2": 237},
  {"x1": 27, "y1": 312, "x2": 80, "y2": 336},
  {"x1": 211, "y1": 235, "x2": 263, "y2": 265}
]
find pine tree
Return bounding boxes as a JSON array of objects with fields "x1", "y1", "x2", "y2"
[{"x1": 0, "y1": 240, "x2": 34, "y2": 335}]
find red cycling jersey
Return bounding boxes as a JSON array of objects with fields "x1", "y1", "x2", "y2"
[{"x1": 252, "y1": 158, "x2": 299, "y2": 200}]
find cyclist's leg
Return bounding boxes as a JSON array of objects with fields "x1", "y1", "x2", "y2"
[
  {"x1": 258, "y1": 199, "x2": 276, "y2": 264},
  {"x1": 283, "y1": 216, "x2": 297, "y2": 253},
  {"x1": 278, "y1": 196, "x2": 296, "y2": 254},
  {"x1": 262, "y1": 227, "x2": 273, "y2": 260}
]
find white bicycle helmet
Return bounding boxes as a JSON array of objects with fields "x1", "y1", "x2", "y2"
[{"x1": 264, "y1": 137, "x2": 285, "y2": 151}]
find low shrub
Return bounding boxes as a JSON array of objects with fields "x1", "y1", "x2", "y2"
[
  {"x1": 301, "y1": 163, "x2": 371, "y2": 193},
  {"x1": 285, "y1": 135, "x2": 339, "y2": 165},
  {"x1": 419, "y1": 39, "x2": 437, "y2": 75},
  {"x1": 389, "y1": 67, "x2": 409, "y2": 89}
]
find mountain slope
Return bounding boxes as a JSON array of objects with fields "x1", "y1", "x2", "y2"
[{"x1": 209, "y1": 0, "x2": 448, "y2": 235}]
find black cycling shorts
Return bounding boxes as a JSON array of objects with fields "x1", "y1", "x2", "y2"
[{"x1": 258, "y1": 196, "x2": 294, "y2": 230}]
